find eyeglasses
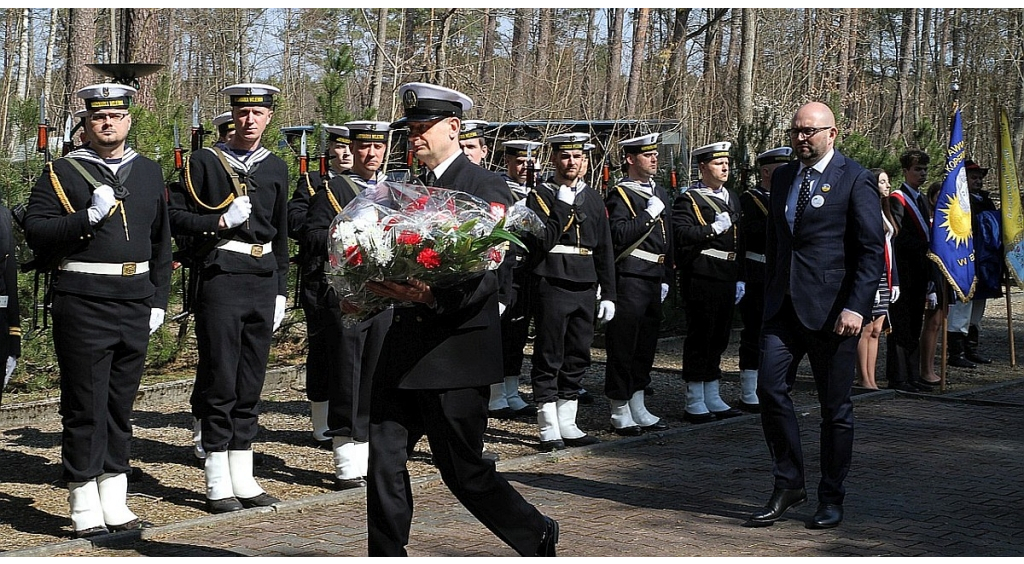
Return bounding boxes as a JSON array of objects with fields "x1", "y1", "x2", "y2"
[
  {"x1": 786, "y1": 126, "x2": 832, "y2": 139},
  {"x1": 89, "y1": 112, "x2": 130, "y2": 123}
]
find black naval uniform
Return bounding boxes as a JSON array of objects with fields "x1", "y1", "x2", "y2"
[
  {"x1": 0, "y1": 205, "x2": 20, "y2": 406},
  {"x1": 499, "y1": 173, "x2": 534, "y2": 379},
  {"x1": 168, "y1": 144, "x2": 289, "y2": 452},
  {"x1": 304, "y1": 171, "x2": 392, "y2": 443},
  {"x1": 527, "y1": 179, "x2": 617, "y2": 404},
  {"x1": 738, "y1": 186, "x2": 770, "y2": 372},
  {"x1": 604, "y1": 179, "x2": 674, "y2": 400},
  {"x1": 673, "y1": 182, "x2": 742, "y2": 384},
  {"x1": 367, "y1": 152, "x2": 547, "y2": 556},
  {"x1": 24, "y1": 148, "x2": 172, "y2": 482}
]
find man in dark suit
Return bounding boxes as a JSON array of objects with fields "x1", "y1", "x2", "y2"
[
  {"x1": 363, "y1": 82, "x2": 557, "y2": 557},
  {"x1": 748, "y1": 102, "x2": 883, "y2": 530}
]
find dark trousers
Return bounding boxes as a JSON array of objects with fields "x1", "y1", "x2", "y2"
[
  {"x1": 885, "y1": 281, "x2": 926, "y2": 386},
  {"x1": 302, "y1": 301, "x2": 332, "y2": 402},
  {"x1": 367, "y1": 386, "x2": 545, "y2": 556},
  {"x1": 738, "y1": 279, "x2": 765, "y2": 370},
  {"x1": 604, "y1": 274, "x2": 661, "y2": 400},
  {"x1": 758, "y1": 296, "x2": 856, "y2": 505},
  {"x1": 501, "y1": 273, "x2": 533, "y2": 378},
  {"x1": 53, "y1": 292, "x2": 149, "y2": 482},
  {"x1": 682, "y1": 276, "x2": 735, "y2": 382},
  {"x1": 530, "y1": 277, "x2": 594, "y2": 404},
  {"x1": 324, "y1": 308, "x2": 393, "y2": 441},
  {"x1": 192, "y1": 270, "x2": 276, "y2": 452}
]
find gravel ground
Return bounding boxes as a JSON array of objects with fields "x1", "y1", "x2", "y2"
[{"x1": 1, "y1": 299, "x2": 1021, "y2": 552}]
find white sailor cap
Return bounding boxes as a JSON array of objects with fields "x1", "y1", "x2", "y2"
[
  {"x1": 392, "y1": 82, "x2": 473, "y2": 127},
  {"x1": 583, "y1": 143, "x2": 596, "y2": 152},
  {"x1": 691, "y1": 141, "x2": 732, "y2": 163},
  {"x1": 212, "y1": 111, "x2": 235, "y2": 135},
  {"x1": 221, "y1": 83, "x2": 280, "y2": 107},
  {"x1": 74, "y1": 109, "x2": 89, "y2": 120},
  {"x1": 323, "y1": 124, "x2": 351, "y2": 144},
  {"x1": 547, "y1": 132, "x2": 591, "y2": 151},
  {"x1": 502, "y1": 140, "x2": 542, "y2": 158},
  {"x1": 345, "y1": 120, "x2": 392, "y2": 143},
  {"x1": 756, "y1": 146, "x2": 793, "y2": 166},
  {"x1": 459, "y1": 119, "x2": 490, "y2": 141},
  {"x1": 76, "y1": 83, "x2": 137, "y2": 111},
  {"x1": 619, "y1": 133, "x2": 660, "y2": 154}
]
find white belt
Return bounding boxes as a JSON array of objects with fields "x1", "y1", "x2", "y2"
[
  {"x1": 217, "y1": 239, "x2": 272, "y2": 258},
  {"x1": 630, "y1": 249, "x2": 666, "y2": 264},
  {"x1": 550, "y1": 244, "x2": 592, "y2": 256},
  {"x1": 745, "y1": 251, "x2": 766, "y2": 263},
  {"x1": 60, "y1": 260, "x2": 150, "y2": 276},
  {"x1": 700, "y1": 249, "x2": 736, "y2": 261}
]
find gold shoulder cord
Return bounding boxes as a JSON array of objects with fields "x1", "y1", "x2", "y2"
[
  {"x1": 183, "y1": 154, "x2": 235, "y2": 211},
  {"x1": 304, "y1": 172, "x2": 316, "y2": 197},
  {"x1": 615, "y1": 186, "x2": 637, "y2": 218},
  {"x1": 532, "y1": 190, "x2": 550, "y2": 216},
  {"x1": 750, "y1": 192, "x2": 768, "y2": 216},
  {"x1": 47, "y1": 162, "x2": 75, "y2": 214},
  {"x1": 687, "y1": 193, "x2": 708, "y2": 226},
  {"x1": 326, "y1": 185, "x2": 343, "y2": 214}
]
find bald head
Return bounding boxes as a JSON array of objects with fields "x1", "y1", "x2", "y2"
[{"x1": 789, "y1": 102, "x2": 838, "y2": 166}]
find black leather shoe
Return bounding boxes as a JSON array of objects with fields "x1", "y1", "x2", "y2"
[
  {"x1": 889, "y1": 382, "x2": 920, "y2": 392},
  {"x1": 640, "y1": 420, "x2": 669, "y2": 432},
  {"x1": 333, "y1": 477, "x2": 367, "y2": 491},
  {"x1": 809, "y1": 502, "x2": 843, "y2": 529},
  {"x1": 206, "y1": 497, "x2": 244, "y2": 514},
  {"x1": 610, "y1": 425, "x2": 643, "y2": 437},
  {"x1": 947, "y1": 355, "x2": 976, "y2": 369},
  {"x1": 683, "y1": 411, "x2": 717, "y2": 424},
  {"x1": 107, "y1": 519, "x2": 153, "y2": 532},
  {"x1": 712, "y1": 407, "x2": 745, "y2": 420},
  {"x1": 563, "y1": 434, "x2": 600, "y2": 447},
  {"x1": 511, "y1": 404, "x2": 538, "y2": 418},
  {"x1": 577, "y1": 390, "x2": 595, "y2": 404},
  {"x1": 488, "y1": 407, "x2": 515, "y2": 420},
  {"x1": 965, "y1": 351, "x2": 992, "y2": 364},
  {"x1": 313, "y1": 438, "x2": 332, "y2": 450},
  {"x1": 915, "y1": 378, "x2": 940, "y2": 390},
  {"x1": 738, "y1": 401, "x2": 761, "y2": 414},
  {"x1": 539, "y1": 439, "x2": 565, "y2": 453},
  {"x1": 535, "y1": 516, "x2": 559, "y2": 556},
  {"x1": 747, "y1": 487, "x2": 807, "y2": 526},
  {"x1": 238, "y1": 492, "x2": 279, "y2": 508},
  {"x1": 74, "y1": 525, "x2": 110, "y2": 538}
]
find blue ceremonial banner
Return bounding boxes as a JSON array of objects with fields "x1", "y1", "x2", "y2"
[{"x1": 927, "y1": 108, "x2": 976, "y2": 302}]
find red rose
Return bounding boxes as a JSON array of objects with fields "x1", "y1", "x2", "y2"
[
  {"x1": 396, "y1": 230, "x2": 423, "y2": 246},
  {"x1": 345, "y1": 245, "x2": 363, "y2": 266},
  {"x1": 488, "y1": 247, "x2": 504, "y2": 263},
  {"x1": 408, "y1": 196, "x2": 431, "y2": 211},
  {"x1": 416, "y1": 247, "x2": 442, "y2": 269}
]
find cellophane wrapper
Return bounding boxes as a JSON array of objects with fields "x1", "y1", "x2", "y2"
[{"x1": 326, "y1": 181, "x2": 543, "y2": 324}]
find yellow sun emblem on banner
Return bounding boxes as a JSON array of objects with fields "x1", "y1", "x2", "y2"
[{"x1": 937, "y1": 192, "x2": 972, "y2": 247}]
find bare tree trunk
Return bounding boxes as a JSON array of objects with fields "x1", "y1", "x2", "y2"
[
  {"x1": 737, "y1": 9, "x2": 755, "y2": 127},
  {"x1": 478, "y1": 8, "x2": 496, "y2": 84},
  {"x1": 433, "y1": 9, "x2": 455, "y2": 86},
  {"x1": 369, "y1": 8, "x2": 388, "y2": 117},
  {"x1": 536, "y1": 9, "x2": 552, "y2": 105},
  {"x1": 511, "y1": 8, "x2": 530, "y2": 113},
  {"x1": 43, "y1": 8, "x2": 57, "y2": 108},
  {"x1": 580, "y1": 8, "x2": 597, "y2": 116},
  {"x1": 625, "y1": 8, "x2": 650, "y2": 118},
  {"x1": 838, "y1": 9, "x2": 852, "y2": 117},
  {"x1": 16, "y1": 8, "x2": 30, "y2": 99},
  {"x1": 802, "y1": 9, "x2": 814, "y2": 93},
  {"x1": 663, "y1": 8, "x2": 690, "y2": 119},
  {"x1": 124, "y1": 9, "x2": 162, "y2": 108},
  {"x1": 916, "y1": 8, "x2": 932, "y2": 128},
  {"x1": 604, "y1": 8, "x2": 624, "y2": 118},
  {"x1": 893, "y1": 8, "x2": 916, "y2": 141},
  {"x1": 1013, "y1": 10, "x2": 1024, "y2": 161},
  {"x1": 65, "y1": 8, "x2": 96, "y2": 121}
]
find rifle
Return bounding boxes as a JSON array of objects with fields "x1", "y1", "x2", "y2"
[
  {"x1": 36, "y1": 93, "x2": 50, "y2": 162},
  {"x1": 318, "y1": 125, "x2": 329, "y2": 178},
  {"x1": 61, "y1": 114, "x2": 76, "y2": 157},
  {"x1": 298, "y1": 129, "x2": 309, "y2": 175},
  {"x1": 190, "y1": 97, "x2": 205, "y2": 152},
  {"x1": 525, "y1": 145, "x2": 537, "y2": 189},
  {"x1": 29, "y1": 92, "x2": 56, "y2": 330},
  {"x1": 173, "y1": 122, "x2": 184, "y2": 171}
]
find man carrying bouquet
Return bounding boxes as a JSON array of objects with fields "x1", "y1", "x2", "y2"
[
  {"x1": 527, "y1": 132, "x2": 617, "y2": 452},
  {"x1": 362, "y1": 82, "x2": 557, "y2": 557}
]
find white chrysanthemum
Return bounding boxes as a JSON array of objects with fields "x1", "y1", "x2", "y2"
[
  {"x1": 332, "y1": 221, "x2": 359, "y2": 248},
  {"x1": 357, "y1": 224, "x2": 393, "y2": 265}
]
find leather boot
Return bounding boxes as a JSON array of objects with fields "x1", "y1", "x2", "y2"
[
  {"x1": 964, "y1": 327, "x2": 991, "y2": 364},
  {"x1": 946, "y1": 332, "x2": 977, "y2": 368}
]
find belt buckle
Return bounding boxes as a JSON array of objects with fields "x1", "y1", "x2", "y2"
[
  {"x1": 579, "y1": 248, "x2": 591, "y2": 256},
  {"x1": 726, "y1": 252, "x2": 736, "y2": 261},
  {"x1": 121, "y1": 262, "x2": 137, "y2": 276},
  {"x1": 657, "y1": 255, "x2": 665, "y2": 264},
  {"x1": 250, "y1": 244, "x2": 264, "y2": 258}
]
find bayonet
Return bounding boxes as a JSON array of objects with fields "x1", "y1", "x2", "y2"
[
  {"x1": 190, "y1": 97, "x2": 203, "y2": 152},
  {"x1": 61, "y1": 114, "x2": 74, "y2": 156},
  {"x1": 173, "y1": 122, "x2": 184, "y2": 171},
  {"x1": 299, "y1": 129, "x2": 308, "y2": 175}
]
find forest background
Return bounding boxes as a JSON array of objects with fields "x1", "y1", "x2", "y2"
[{"x1": 1, "y1": 7, "x2": 1022, "y2": 394}]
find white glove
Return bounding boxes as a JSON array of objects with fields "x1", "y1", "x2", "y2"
[
  {"x1": 87, "y1": 184, "x2": 117, "y2": 225},
  {"x1": 891, "y1": 285, "x2": 900, "y2": 304},
  {"x1": 711, "y1": 212, "x2": 732, "y2": 235},
  {"x1": 874, "y1": 290, "x2": 881, "y2": 306},
  {"x1": 597, "y1": 300, "x2": 615, "y2": 322},
  {"x1": 222, "y1": 195, "x2": 252, "y2": 229},
  {"x1": 595, "y1": 284, "x2": 602, "y2": 301},
  {"x1": 498, "y1": 302, "x2": 507, "y2": 317},
  {"x1": 735, "y1": 281, "x2": 746, "y2": 304},
  {"x1": 4, "y1": 356, "x2": 15, "y2": 388},
  {"x1": 273, "y1": 295, "x2": 287, "y2": 331},
  {"x1": 660, "y1": 283, "x2": 669, "y2": 303},
  {"x1": 557, "y1": 185, "x2": 576, "y2": 204},
  {"x1": 149, "y1": 308, "x2": 165, "y2": 335},
  {"x1": 645, "y1": 196, "x2": 665, "y2": 219},
  {"x1": 925, "y1": 292, "x2": 938, "y2": 310}
]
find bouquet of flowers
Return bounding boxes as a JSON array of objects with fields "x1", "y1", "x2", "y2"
[{"x1": 326, "y1": 181, "x2": 543, "y2": 323}]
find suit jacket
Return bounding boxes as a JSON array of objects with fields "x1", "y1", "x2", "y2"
[
  {"x1": 764, "y1": 150, "x2": 883, "y2": 331},
  {"x1": 887, "y1": 184, "x2": 931, "y2": 296}
]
